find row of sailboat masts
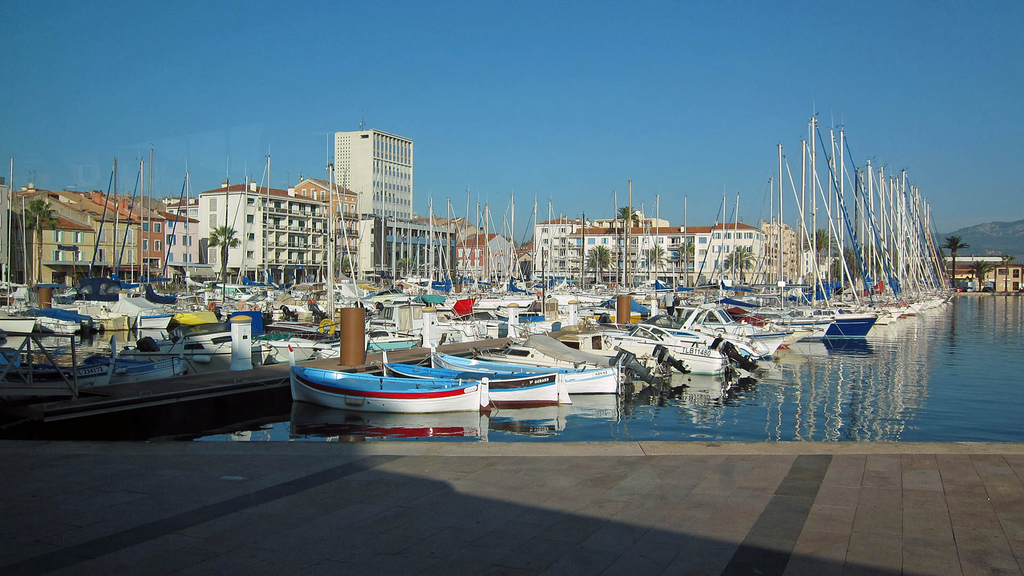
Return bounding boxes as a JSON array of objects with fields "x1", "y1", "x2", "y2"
[{"x1": 773, "y1": 119, "x2": 945, "y2": 301}]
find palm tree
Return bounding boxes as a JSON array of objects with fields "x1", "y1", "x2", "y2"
[
  {"x1": 617, "y1": 206, "x2": 638, "y2": 284},
  {"x1": 24, "y1": 198, "x2": 57, "y2": 284},
  {"x1": 724, "y1": 246, "x2": 755, "y2": 284},
  {"x1": 942, "y1": 235, "x2": 969, "y2": 289},
  {"x1": 805, "y1": 228, "x2": 831, "y2": 282},
  {"x1": 587, "y1": 245, "x2": 611, "y2": 285},
  {"x1": 208, "y1": 225, "x2": 239, "y2": 283},
  {"x1": 969, "y1": 260, "x2": 993, "y2": 291},
  {"x1": 680, "y1": 239, "x2": 695, "y2": 286},
  {"x1": 644, "y1": 245, "x2": 665, "y2": 273},
  {"x1": 396, "y1": 258, "x2": 413, "y2": 277}
]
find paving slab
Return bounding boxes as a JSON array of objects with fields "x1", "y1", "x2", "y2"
[{"x1": 1, "y1": 441, "x2": 1024, "y2": 575}]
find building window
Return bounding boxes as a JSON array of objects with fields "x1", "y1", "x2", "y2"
[
  {"x1": 154, "y1": 223, "x2": 161, "y2": 233},
  {"x1": 154, "y1": 240, "x2": 162, "y2": 251},
  {"x1": 74, "y1": 231, "x2": 84, "y2": 243},
  {"x1": 142, "y1": 222, "x2": 149, "y2": 232},
  {"x1": 142, "y1": 239, "x2": 149, "y2": 251},
  {"x1": 168, "y1": 235, "x2": 176, "y2": 246},
  {"x1": 168, "y1": 254, "x2": 174, "y2": 263},
  {"x1": 209, "y1": 198, "x2": 217, "y2": 211},
  {"x1": 246, "y1": 215, "x2": 254, "y2": 223},
  {"x1": 52, "y1": 250, "x2": 61, "y2": 261}
]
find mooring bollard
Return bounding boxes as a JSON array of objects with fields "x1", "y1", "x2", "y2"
[
  {"x1": 506, "y1": 303, "x2": 520, "y2": 338},
  {"x1": 567, "y1": 300, "x2": 579, "y2": 326},
  {"x1": 340, "y1": 307, "x2": 366, "y2": 367},
  {"x1": 38, "y1": 286, "x2": 52, "y2": 309},
  {"x1": 229, "y1": 315, "x2": 253, "y2": 371},
  {"x1": 421, "y1": 307, "x2": 437, "y2": 347},
  {"x1": 616, "y1": 294, "x2": 631, "y2": 324}
]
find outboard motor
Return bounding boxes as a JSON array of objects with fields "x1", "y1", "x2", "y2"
[
  {"x1": 612, "y1": 349, "x2": 660, "y2": 384},
  {"x1": 136, "y1": 336, "x2": 160, "y2": 352},
  {"x1": 310, "y1": 302, "x2": 328, "y2": 324},
  {"x1": 653, "y1": 344, "x2": 691, "y2": 374},
  {"x1": 280, "y1": 305, "x2": 298, "y2": 322},
  {"x1": 717, "y1": 340, "x2": 760, "y2": 372}
]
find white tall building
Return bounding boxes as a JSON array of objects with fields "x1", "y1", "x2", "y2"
[{"x1": 334, "y1": 129, "x2": 413, "y2": 219}]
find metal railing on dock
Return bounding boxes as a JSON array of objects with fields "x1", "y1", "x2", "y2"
[{"x1": 0, "y1": 331, "x2": 81, "y2": 400}]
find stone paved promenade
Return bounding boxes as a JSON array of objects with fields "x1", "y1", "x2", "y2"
[{"x1": 2, "y1": 441, "x2": 1024, "y2": 575}]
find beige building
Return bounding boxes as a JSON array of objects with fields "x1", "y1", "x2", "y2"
[{"x1": 334, "y1": 129, "x2": 413, "y2": 219}]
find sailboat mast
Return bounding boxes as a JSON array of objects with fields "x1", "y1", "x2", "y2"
[
  {"x1": 326, "y1": 161, "x2": 335, "y2": 319},
  {"x1": 778, "y1": 142, "x2": 784, "y2": 286},
  {"x1": 5, "y1": 158, "x2": 13, "y2": 287},
  {"x1": 622, "y1": 179, "x2": 630, "y2": 286},
  {"x1": 800, "y1": 140, "x2": 807, "y2": 282}
]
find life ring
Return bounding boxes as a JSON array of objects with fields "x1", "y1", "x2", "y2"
[
  {"x1": 318, "y1": 319, "x2": 336, "y2": 335},
  {"x1": 207, "y1": 301, "x2": 217, "y2": 311}
]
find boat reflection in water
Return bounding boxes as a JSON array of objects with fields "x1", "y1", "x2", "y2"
[
  {"x1": 623, "y1": 371, "x2": 751, "y2": 409},
  {"x1": 289, "y1": 402, "x2": 489, "y2": 440},
  {"x1": 488, "y1": 394, "x2": 621, "y2": 437},
  {"x1": 289, "y1": 394, "x2": 623, "y2": 440}
]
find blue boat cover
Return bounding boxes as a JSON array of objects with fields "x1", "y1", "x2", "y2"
[
  {"x1": 32, "y1": 308, "x2": 93, "y2": 322},
  {"x1": 228, "y1": 311, "x2": 265, "y2": 336},
  {"x1": 718, "y1": 297, "x2": 758, "y2": 308},
  {"x1": 431, "y1": 279, "x2": 452, "y2": 292},
  {"x1": 508, "y1": 279, "x2": 530, "y2": 294},
  {"x1": 75, "y1": 277, "x2": 121, "y2": 302},
  {"x1": 598, "y1": 298, "x2": 651, "y2": 315},
  {"x1": 145, "y1": 284, "x2": 177, "y2": 305}
]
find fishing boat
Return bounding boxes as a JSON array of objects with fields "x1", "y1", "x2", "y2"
[
  {"x1": 432, "y1": 351, "x2": 620, "y2": 394},
  {"x1": 384, "y1": 362, "x2": 568, "y2": 407},
  {"x1": 290, "y1": 365, "x2": 491, "y2": 413}
]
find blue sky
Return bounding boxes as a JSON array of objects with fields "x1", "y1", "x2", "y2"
[{"x1": 3, "y1": 1, "x2": 1021, "y2": 238}]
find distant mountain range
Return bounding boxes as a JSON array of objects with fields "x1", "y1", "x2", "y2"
[{"x1": 940, "y1": 219, "x2": 1024, "y2": 259}]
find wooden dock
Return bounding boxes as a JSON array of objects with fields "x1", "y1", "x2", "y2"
[{"x1": 0, "y1": 338, "x2": 511, "y2": 440}]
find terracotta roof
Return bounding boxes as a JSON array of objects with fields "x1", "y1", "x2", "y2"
[
  {"x1": 572, "y1": 222, "x2": 761, "y2": 236},
  {"x1": 198, "y1": 184, "x2": 328, "y2": 203},
  {"x1": 158, "y1": 211, "x2": 200, "y2": 224},
  {"x1": 47, "y1": 217, "x2": 94, "y2": 231},
  {"x1": 537, "y1": 218, "x2": 583, "y2": 225}
]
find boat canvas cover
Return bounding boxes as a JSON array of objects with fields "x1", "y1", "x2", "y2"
[
  {"x1": 520, "y1": 334, "x2": 612, "y2": 367},
  {"x1": 75, "y1": 277, "x2": 121, "y2": 302},
  {"x1": 145, "y1": 284, "x2": 177, "y2": 305},
  {"x1": 109, "y1": 294, "x2": 166, "y2": 316},
  {"x1": 598, "y1": 297, "x2": 651, "y2": 315},
  {"x1": 32, "y1": 308, "x2": 93, "y2": 323}
]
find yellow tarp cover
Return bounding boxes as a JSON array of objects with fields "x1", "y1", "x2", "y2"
[{"x1": 173, "y1": 311, "x2": 219, "y2": 326}]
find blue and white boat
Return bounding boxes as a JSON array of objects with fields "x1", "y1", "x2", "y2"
[
  {"x1": 432, "y1": 351, "x2": 619, "y2": 394},
  {"x1": 385, "y1": 362, "x2": 568, "y2": 407},
  {"x1": 290, "y1": 365, "x2": 490, "y2": 413}
]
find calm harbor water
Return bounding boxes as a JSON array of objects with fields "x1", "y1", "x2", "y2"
[{"x1": 192, "y1": 295, "x2": 1022, "y2": 443}]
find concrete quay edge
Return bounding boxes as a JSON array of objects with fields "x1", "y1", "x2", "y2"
[{"x1": 4, "y1": 439, "x2": 1024, "y2": 457}]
